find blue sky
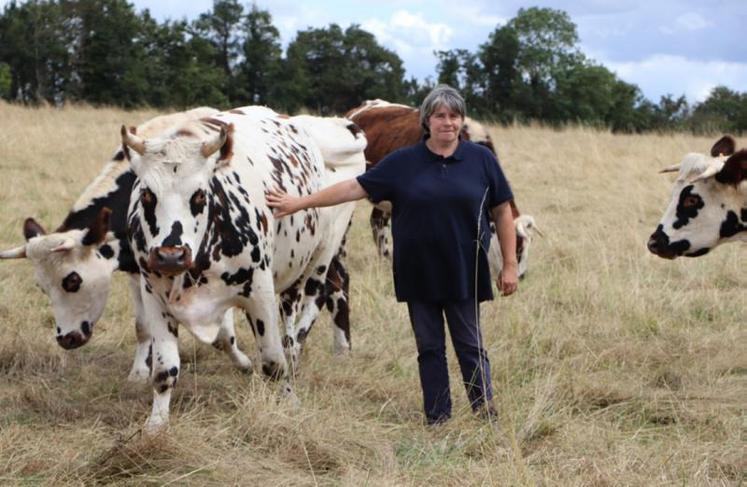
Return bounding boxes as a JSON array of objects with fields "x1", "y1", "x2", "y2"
[{"x1": 4, "y1": 0, "x2": 745, "y2": 103}]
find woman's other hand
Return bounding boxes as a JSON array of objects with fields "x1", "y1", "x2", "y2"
[{"x1": 497, "y1": 261, "x2": 518, "y2": 296}]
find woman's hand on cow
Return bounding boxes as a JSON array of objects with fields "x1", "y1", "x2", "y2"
[
  {"x1": 497, "y1": 261, "x2": 518, "y2": 296},
  {"x1": 265, "y1": 188, "x2": 302, "y2": 217}
]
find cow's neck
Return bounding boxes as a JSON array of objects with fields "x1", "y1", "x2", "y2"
[{"x1": 56, "y1": 156, "x2": 138, "y2": 273}]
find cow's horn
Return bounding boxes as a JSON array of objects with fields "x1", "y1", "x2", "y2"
[
  {"x1": 659, "y1": 164, "x2": 680, "y2": 174},
  {"x1": 689, "y1": 164, "x2": 721, "y2": 183},
  {"x1": 0, "y1": 245, "x2": 27, "y2": 259},
  {"x1": 50, "y1": 238, "x2": 76, "y2": 253},
  {"x1": 201, "y1": 126, "x2": 228, "y2": 158},
  {"x1": 121, "y1": 125, "x2": 146, "y2": 155}
]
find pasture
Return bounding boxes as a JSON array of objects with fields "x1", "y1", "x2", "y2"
[{"x1": 0, "y1": 102, "x2": 743, "y2": 485}]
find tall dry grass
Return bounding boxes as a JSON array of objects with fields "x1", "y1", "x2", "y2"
[{"x1": 0, "y1": 102, "x2": 744, "y2": 486}]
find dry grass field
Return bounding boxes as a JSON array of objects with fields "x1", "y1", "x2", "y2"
[{"x1": 0, "y1": 102, "x2": 744, "y2": 486}]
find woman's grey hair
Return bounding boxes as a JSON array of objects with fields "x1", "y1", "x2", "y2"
[{"x1": 419, "y1": 84, "x2": 467, "y2": 133}]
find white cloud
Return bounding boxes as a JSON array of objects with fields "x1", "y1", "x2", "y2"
[
  {"x1": 605, "y1": 54, "x2": 747, "y2": 102},
  {"x1": 659, "y1": 11, "x2": 713, "y2": 35},
  {"x1": 361, "y1": 10, "x2": 453, "y2": 51}
]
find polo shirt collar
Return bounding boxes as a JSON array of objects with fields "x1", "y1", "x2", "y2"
[{"x1": 420, "y1": 138, "x2": 466, "y2": 161}]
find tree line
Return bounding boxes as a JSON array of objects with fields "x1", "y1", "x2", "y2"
[{"x1": 1, "y1": 0, "x2": 745, "y2": 134}]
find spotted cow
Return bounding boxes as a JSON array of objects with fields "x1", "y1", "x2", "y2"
[
  {"x1": 0, "y1": 108, "x2": 256, "y2": 379},
  {"x1": 122, "y1": 106, "x2": 365, "y2": 430},
  {"x1": 648, "y1": 135, "x2": 747, "y2": 259},
  {"x1": 345, "y1": 99, "x2": 540, "y2": 278}
]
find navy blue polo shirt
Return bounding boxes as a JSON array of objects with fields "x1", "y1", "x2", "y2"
[{"x1": 357, "y1": 140, "x2": 513, "y2": 303}]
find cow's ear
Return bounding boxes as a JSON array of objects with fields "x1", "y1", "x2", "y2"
[
  {"x1": 24, "y1": 218, "x2": 46, "y2": 241},
  {"x1": 202, "y1": 123, "x2": 234, "y2": 163},
  {"x1": 710, "y1": 135, "x2": 736, "y2": 157},
  {"x1": 82, "y1": 207, "x2": 112, "y2": 246},
  {"x1": 715, "y1": 150, "x2": 747, "y2": 185}
]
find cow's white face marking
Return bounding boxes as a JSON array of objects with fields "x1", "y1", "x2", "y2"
[
  {"x1": 128, "y1": 130, "x2": 223, "y2": 275},
  {"x1": 24, "y1": 231, "x2": 117, "y2": 348}
]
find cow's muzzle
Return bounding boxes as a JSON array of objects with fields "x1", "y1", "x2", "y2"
[
  {"x1": 148, "y1": 246, "x2": 192, "y2": 275},
  {"x1": 56, "y1": 323, "x2": 92, "y2": 350},
  {"x1": 647, "y1": 226, "x2": 690, "y2": 259}
]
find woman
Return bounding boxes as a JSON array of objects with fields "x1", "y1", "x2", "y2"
[{"x1": 266, "y1": 85, "x2": 518, "y2": 424}]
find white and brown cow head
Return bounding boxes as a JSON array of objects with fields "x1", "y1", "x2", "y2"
[
  {"x1": 0, "y1": 208, "x2": 118, "y2": 348},
  {"x1": 123, "y1": 122, "x2": 233, "y2": 276},
  {"x1": 648, "y1": 136, "x2": 747, "y2": 259}
]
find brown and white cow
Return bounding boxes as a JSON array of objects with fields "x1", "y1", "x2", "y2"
[
  {"x1": 648, "y1": 135, "x2": 747, "y2": 258},
  {"x1": 122, "y1": 106, "x2": 366, "y2": 430},
  {"x1": 345, "y1": 99, "x2": 540, "y2": 278}
]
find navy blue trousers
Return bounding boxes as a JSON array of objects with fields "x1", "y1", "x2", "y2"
[{"x1": 407, "y1": 299, "x2": 493, "y2": 424}]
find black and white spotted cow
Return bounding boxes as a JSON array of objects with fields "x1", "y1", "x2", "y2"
[
  {"x1": 648, "y1": 135, "x2": 747, "y2": 259},
  {"x1": 0, "y1": 108, "x2": 254, "y2": 380},
  {"x1": 122, "y1": 106, "x2": 365, "y2": 430}
]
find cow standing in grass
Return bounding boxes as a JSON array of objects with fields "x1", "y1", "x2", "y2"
[
  {"x1": 345, "y1": 99, "x2": 541, "y2": 278},
  {"x1": 122, "y1": 106, "x2": 365, "y2": 430},
  {"x1": 648, "y1": 135, "x2": 747, "y2": 259},
  {"x1": 0, "y1": 108, "x2": 254, "y2": 379}
]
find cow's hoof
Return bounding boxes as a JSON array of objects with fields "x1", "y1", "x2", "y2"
[
  {"x1": 232, "y1": 353, "x2": 253, "y2": 374},
  {"x1": 333, "y1": 342, "x2": 351, "y2": 356},
  {"x1": 261, "y1": 361, "x2": 285, "y2": 380}
]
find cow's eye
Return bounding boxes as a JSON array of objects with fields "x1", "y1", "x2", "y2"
[
  {"x1": 683, "y1": 196, "x2": 699, "y2": 208},
  {"x1": 141, "y1": 188, "x2": 154, "y2": 205},
  {"x1": 62, "y1": 272, "x2": 82, "y2": 293},
  {"x1": 193, "y1": 190, "x2": 206, "y2": 206}
]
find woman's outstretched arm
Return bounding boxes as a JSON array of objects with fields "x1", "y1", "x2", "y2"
[{"x1": 266, "y1": 178, "x2": 368, "y2": 217}]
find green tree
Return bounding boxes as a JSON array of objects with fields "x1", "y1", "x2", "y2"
[
  {"x1": 236, "y1": 4, "x2": 281, "y2": 105},
  {"x1": 0, "y1": 62, "x2": 10, "y2": 98},
  {"x1": 193, "y1": 0, "x2": 244, "y2": 100},
  {"x1": 690, "y1": 86, "x2": 747, "y2": 133},
  {"x1": 284, "y1": 24, "x2": 405, "y2": 114},
  {"x1": 0, "y1": 0, "x2": 70, "y2": 103},
  {"x1": 64, "y1": 0, "x2": 149, "y2": 106},
  {"x1": 138, "y1": 14, "x2": 227, "y2": 108}
]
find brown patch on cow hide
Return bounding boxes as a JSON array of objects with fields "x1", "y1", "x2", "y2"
[
  {"x1": 175, "y1": 128, "x2": 198, "y2": 138},
  {"x1": 229, "y1": 109, "x2": 245, "y2": 114},
  {"x1": 200, "y1": 117, "x2": 228, "y2": 132},
  {"x1": 347, "y1": 105, "x2": 422, "y2": 166}
]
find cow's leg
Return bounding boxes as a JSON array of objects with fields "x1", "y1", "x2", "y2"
[
  {"x1": 278, "y1": 283, "x2": 302, "y2": 374},
  {"x1": 239, "y1": 274, "x2": 288, "y2": 381},
  {"x1": 291, "y1": 253, "x2": 352, "y2": 363},
  {"x1": 127, "y1": 274, "x2": 151, "y2": 383},
  {"x1": 326, "y1": 255, "x2": 351, "y2": 355},
  {"x1": 141, "y1": 284, "x2": 180, "y2": 433},
  {"x1": 370, "y1": 204, "x2": 392, "y2": 259},
  {"x1": 212, "y1": 308, "x2": 253, "y2": 372}
]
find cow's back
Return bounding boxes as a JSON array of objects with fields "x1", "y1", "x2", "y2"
[
  {"x1": 203, "y1": 108, "x2": 327, "y2": 291},
  {"x1": 346, "y1": 105, "x2": 421, "y2": 165}
]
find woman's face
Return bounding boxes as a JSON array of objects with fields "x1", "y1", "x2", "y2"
[{"x1": 427, "y1": 105, "x2": 463, "y2": 145}]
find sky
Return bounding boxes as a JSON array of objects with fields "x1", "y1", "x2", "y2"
[{"x1": 4, "y1": 0, "x2": 746, "y2": 103}]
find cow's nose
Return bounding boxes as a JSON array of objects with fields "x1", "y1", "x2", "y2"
[
  {"x1": 56, "y1": 331, "x2": 88, "y2": 350},
  {"x1": 149, "y1": 246, "x2": 192, "y2": 275},
  {"x1": 647, "y1": 226, "x2": 666, "y2": 255}
]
